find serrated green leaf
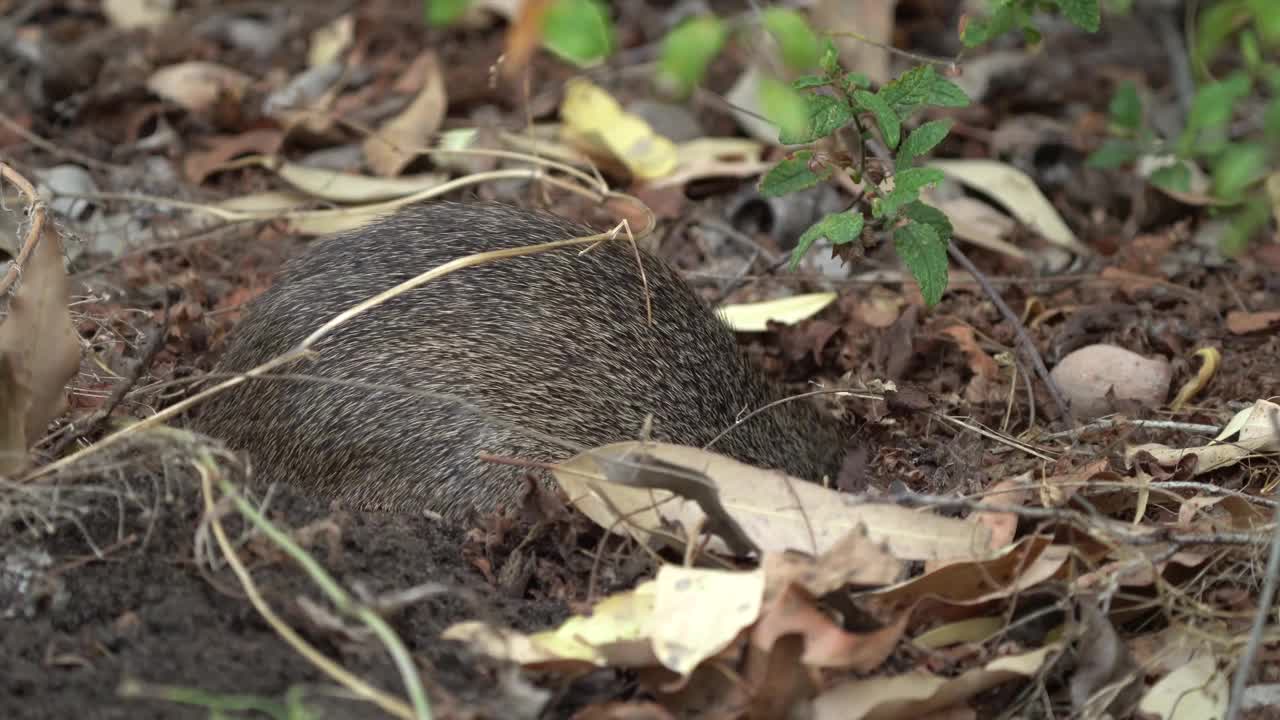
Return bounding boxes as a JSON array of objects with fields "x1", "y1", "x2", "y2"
[
  {"x1": 789, "y1": 212, "x2": 865, "y2": 270},
  {"x1": 1108, "y1": 81, "x2": 1142, "y2": 133},
  {"x1": 759, "y1": 76, "x2": 811, "y2": 145},
  {"x1": 1212, "y1": 142, "x2": 1266, "y2": 201},
  {"x1": 1086, "y1": 138, "x2": 1141, "y2": 168},
  {"x1": 762, "y1": 8, "x2": 822, "y2": 70},
  {"x1": 1055, "y1": 0, "x2": 1101, "y2": 32},
  {"x1": 792, "y1": 75, "x2": 830, "y2": 89},
  {"x1": 819, "y1": 39, "x2": 841, "y2": 75},
  {"x1": 655, "y1": 15, "x2": 728, "y2": 98},
  {"x1": 961, "y1": 3, "x2": 1020, "y2": 47},
  {"x1": 896, "y1": 119, "x2": 953, "y2": 169},
  {"x1": 879, "y1": 65, "x2": 970, "y2": 120},
  {"x1": 843, "y1": 72, "x2": 871, "y2": 91},
  {"x1": 1149, "y1": 162, "x2": 1192, "y2": 193},
  {"x1": 426, "y1": 0, "x2": 471, "y2": 26},
  {"x1": 894, "y1": 220, "x2": 949, "y2": 306},
  {"x1": 900, "y1": 201, "x2": 954, "y2": 243},
  {"x1": 778, "y1": 93, "x2": 853, "y2": 144},
  {"x1": 854, "y1": 90, "x2": 901, "y2": 148},
  {"x1": 542, "y1": 0, "x2": 615, "y2": 67},
  {"x1": 877, "y1": 168, "x2": 946, "y2": 218},
  {"x1": 760, "y1": 152, "x2": 832, "y2": 197}
]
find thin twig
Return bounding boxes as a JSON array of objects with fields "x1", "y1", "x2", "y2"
[
  {"x1": 948, "y1": 242, "x2": 1075, "y2": 427},
  {"x1": 1042, "y1": 418, "x2": 1224, "y2": 441}
]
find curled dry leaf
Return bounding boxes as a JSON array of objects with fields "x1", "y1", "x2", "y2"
[
  {"x1": 928, "y1": 159, "x2": 1091, "y2": 256},
  {"x1": 752, "y1": 583, "x2": 908, "y2": 671},
  {"x1": 147, "y1": 61, "x2": 253, "y2": 114},
  {"x1": 552, "y1": 441, "x2": 994, "y2": 562},
  {"x1": 560, "y1": 78, "x2": 679, "y2": 181},
  {"x1": 183, "y1": 130, "x2": 285, "y2": 184},
  {"x1": 0, "y1": 218, "x2": 81, "y2": 471},
  {"x1": 810, "y1": 642, "x2": 1062, "y2": 720},
  {"x1": 1138, "y1": 652, "x2": 1228, "y2": 719},
  {"x1": 1126, "y1": 399, "x2": 1280, "y2": 475},
  {"x1": 364, "y1": 51, "x2": 447, "y2": 177}
]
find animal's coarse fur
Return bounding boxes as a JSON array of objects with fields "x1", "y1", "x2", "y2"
[{"x1": 194, "y1": 201, "x2": 846, "y2": 520}]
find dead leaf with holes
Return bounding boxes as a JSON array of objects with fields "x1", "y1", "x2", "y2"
[
  {"x1": 364, "y1": 51, "x2": 447, "y2": 177},
  {"x1": 0, "y1": 216, "x2": 81, "y2": 473}
]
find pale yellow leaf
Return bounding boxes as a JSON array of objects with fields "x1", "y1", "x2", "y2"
[
  {"x1": 308, "y1": 13, "x2": 353, "y2": 67},
  {"x1": 560, "y1": 78, "x2": 678, "y2": 180},
  {"x1": 651, "y1": 565, "x2": 764, "y2": 675},
  {"x1": 102, "y1": 0, "x2": 174, "y2": 29},
  {"x1": 1138, "y1": 652, "x2": 1228, "y2": 719},
  {"x1": 717, "y1": 292, "x2": 837, "y2": 332}
]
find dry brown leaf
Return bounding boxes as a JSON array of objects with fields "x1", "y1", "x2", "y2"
[
  {"x1": 183, "y1": 130, "x2": 285, "y2": 184},
  {"x1": 751, "y1": 583, "x2": 907, "y2": 671},
  {"x1": 762, "y1": 525, "x2": 905, "y2": 596},
  {"x1": 364, "y1": 51, "x2": 447, "y2": 177},
  {"x1": 1225, "y1": 309, "x2": 1280, "y2": 335},
  {"x1": 553, "y1": 441, "x2": 995, "y2": 562},
  {"x1": 861, "y1": 536, "x2": 1068, "y2": 611},
  {"x1": 810, "y1": 642, "x2": 1062, "y2": 720},
  {"x1": 0, "y1": 221, "x2": 81, "y2": 460},
  {"x1": 147, "y1": 61, "x2": 253, "y2": 114},
  {"x1": 1127, "y1": 399, "x2": 1280, "y2": 474},
  {"x1": 966, "y1": 473, "x2": 1033, "y2": 552}
]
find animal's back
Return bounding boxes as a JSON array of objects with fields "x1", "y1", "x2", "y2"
[{"x1": 195, "y1": 202, "x2": 845, "y2": 519}]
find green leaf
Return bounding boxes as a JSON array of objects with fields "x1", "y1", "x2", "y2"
[
  {"x1": 1211, "y1": 142, "x2": 1266, "y2": 201},
  {"x1": 656, "y1": 15, "x2": 728, "y2": 98},
  {"x1": 1086, "y1": 138, "x2": 1141, "y2": 168},
  {"x1": 1055, "y1": 0, "x2": 1101, "y2": 32},
  {"x1": 1149, "y1": 162, "x2": 1192, "y2": 193},
  {"x1": 842, "y1": 72, "x2": 871, "y2": 91},
  {"x1": 1195, "y1": 1, "x2": 1242, "y2": 66},
  {"x1": 961, "y1": 3, "x2": 1020, "y2": 47},
  {"x1": 1108, "y1": 81, "x2": 1142, "y2": 133},
  {"x1": 1264, "y1": 97, "x2": 1280, "y2": 142},
  {"x1": 1250, "y1": 0, "x2": 1280, "y2": 46},
  {"x1": 789, "y1": 212, "x2": 865, "y2": 270},
  {"x1": 854, "y1": 90, "x2": 901, "y2": 148},
  {"x1": 759, "y1": 76, "x2": 812, "y2": 145},
  {"x1": 541, "y1": 0, "x2": 615, "y2": 67},
  {"x1": 759, "y1": 152, "x2": 832, "y2": 197},
  {"x1": 896, "y1": 119, "x2": 953, "y2": 169},
  {"x1": 893, "y1": 220, "x2": 949, "y2": 306},
  {"x1": 1187, "y1": 73, "x2": 1252, "y2": 134},
  {"x1": 900, "y1": 200, "x2": 954, "y2": 243},
  {"x1": 876, "y1": 167, "x2": 946, "y2": 218},
  {"x1": 792, "y1": 75, "x2": 830, "y2": 89},
  {"x1": 1220, "y1": 197, "x2": 1270, "y2": 255},
  {"x1": 819, "y1": 39, "x2": 841, "y2": 75},
  {"x1": 778, "y1": 93, "x2": 853, "y2": 144},
  {"x1": 879, "y1": 65, "x2": 970, "y2": 120},
  {"x1": 425, "y1": 0, "x2": 471, "y2": 26},
  {"x1": 762, "y1": 8, "x2": 822, "y2": 71}
]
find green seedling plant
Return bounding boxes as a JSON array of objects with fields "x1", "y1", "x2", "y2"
[
  {"x1": 425, "y1": 0, "x2": 1107, "y2": 306},
  {"x1": 1087, "y1": 0, "x2": 1280, "y2": 253}
]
